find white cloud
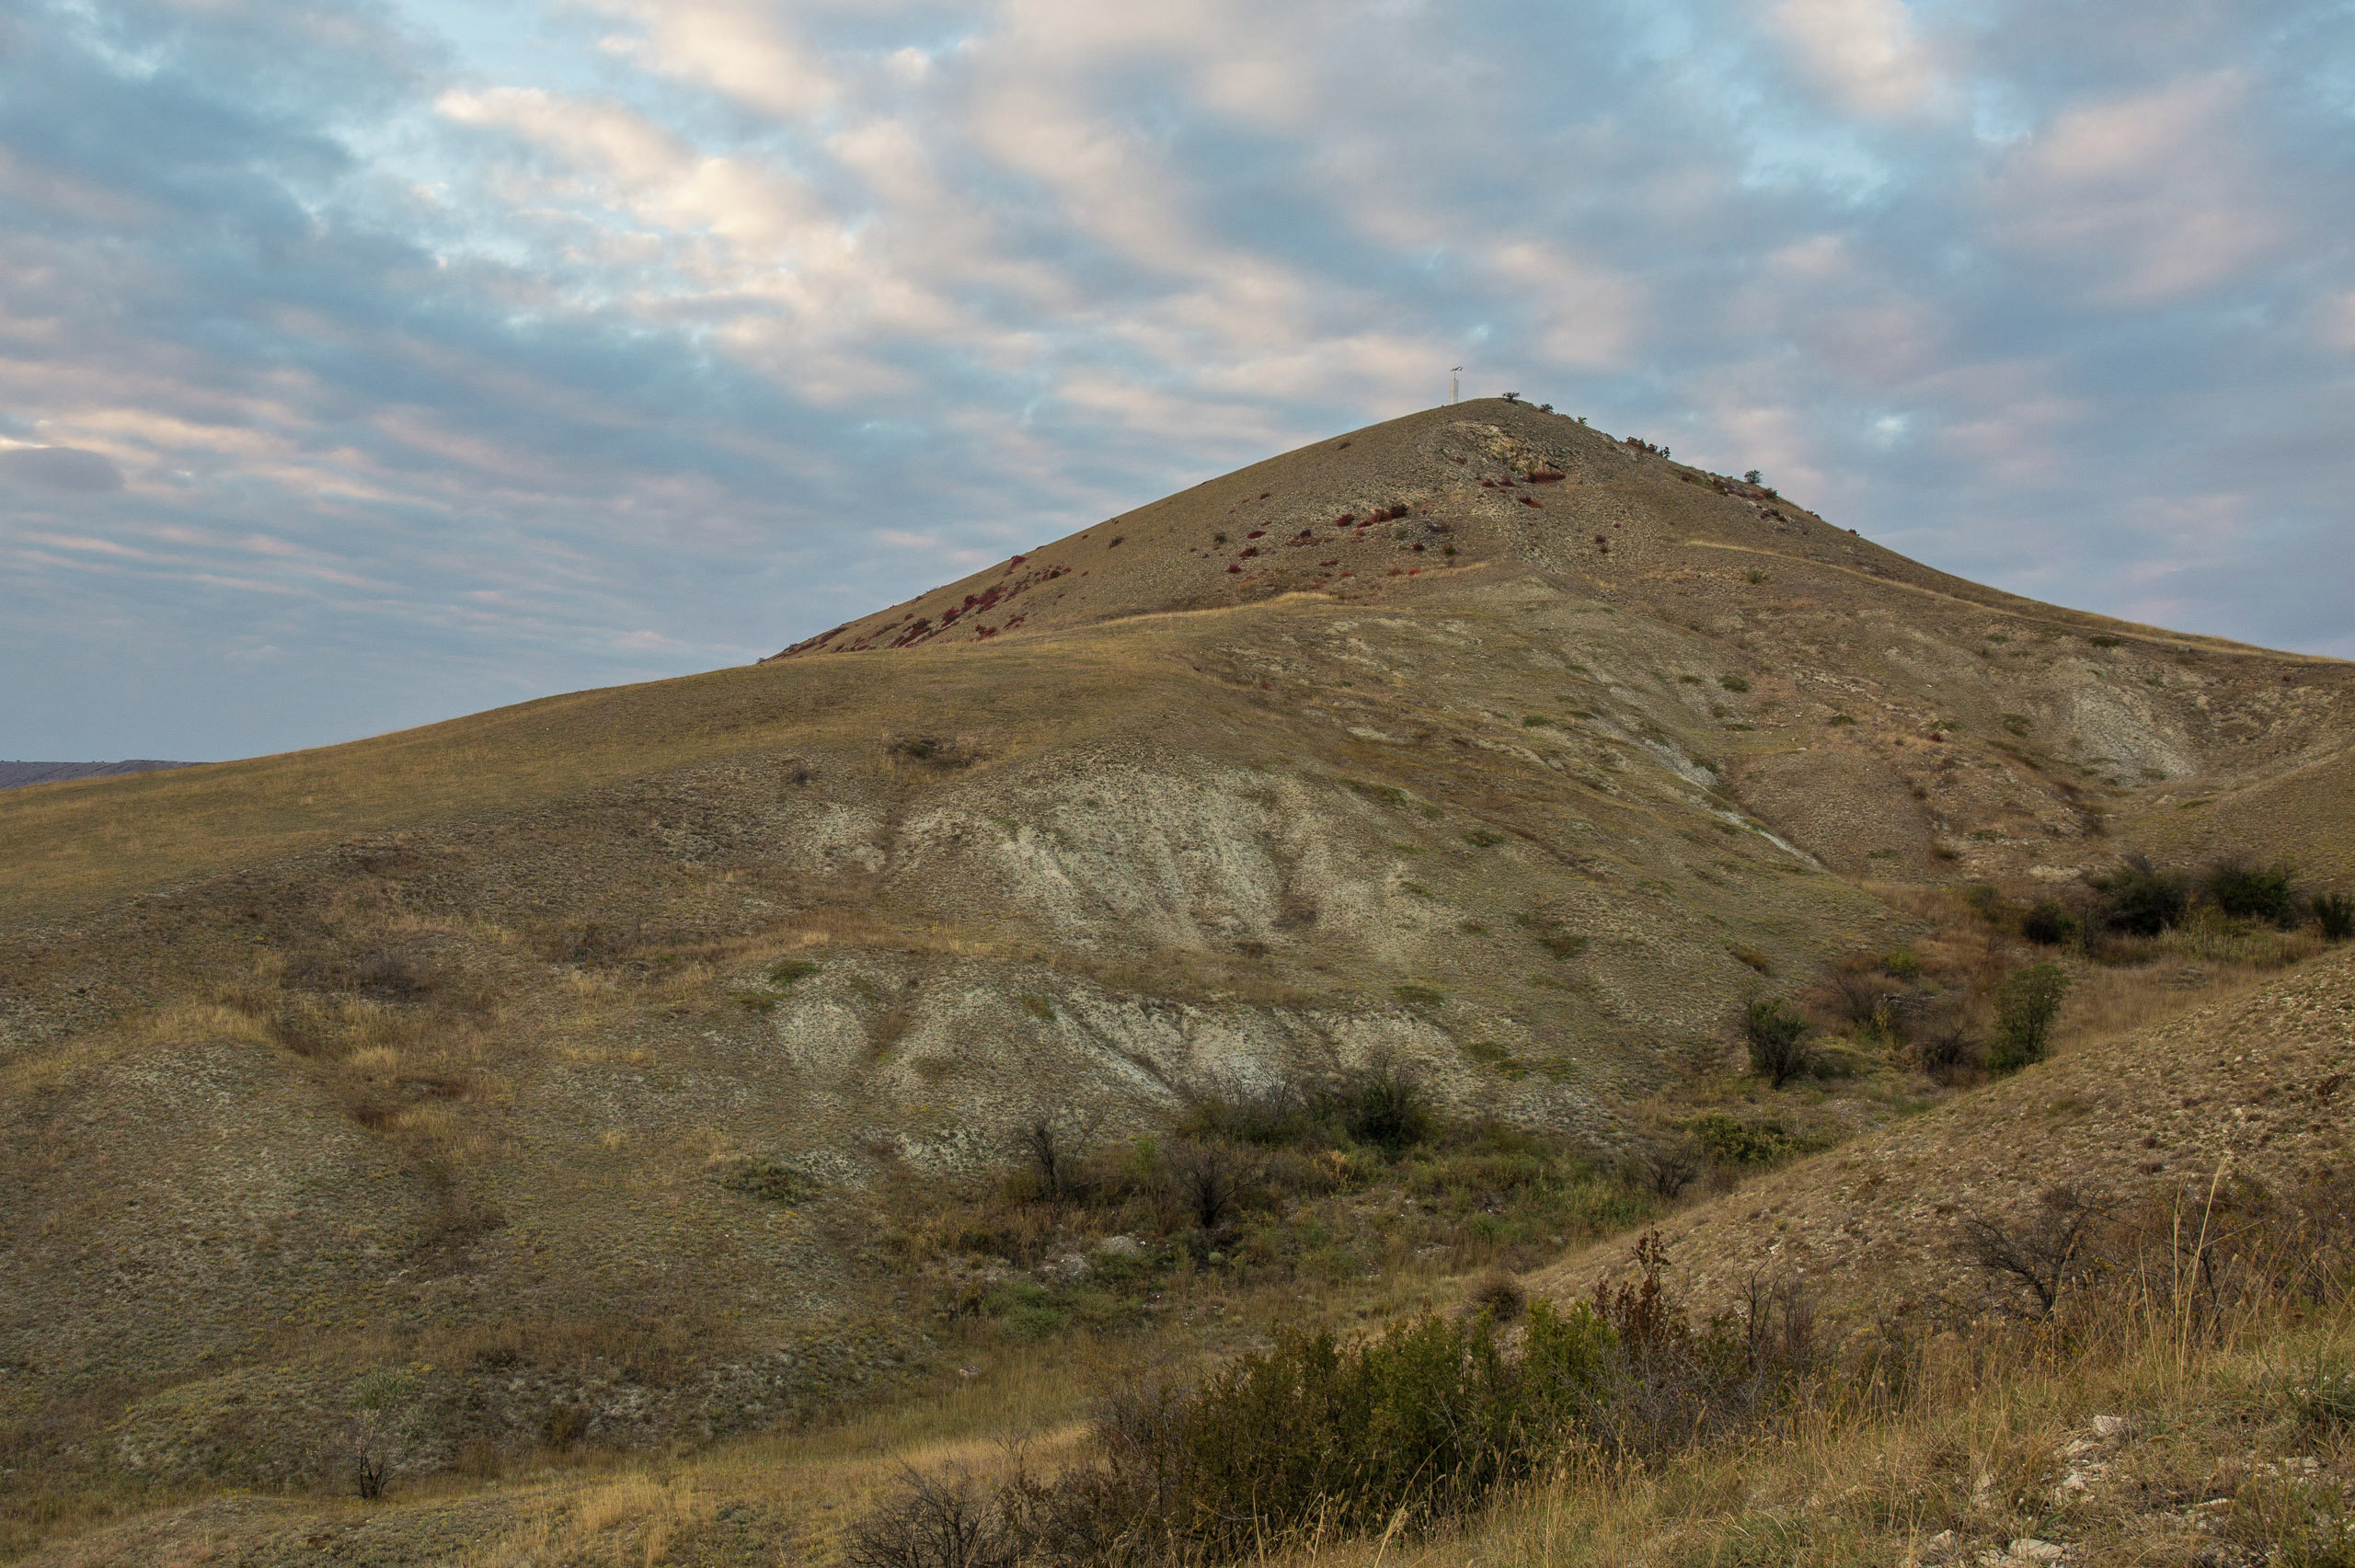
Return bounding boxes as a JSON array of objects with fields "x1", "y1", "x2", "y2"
[
  {"x1": 1767, "y1": 0, "x2": 1950, "y2": 118},
  {"x1": 1984, "y1": 73, "x2": 2286, "y2": 305},
  {"x1": 592, "y1": 0, "x2": 835, "y2": 120}
]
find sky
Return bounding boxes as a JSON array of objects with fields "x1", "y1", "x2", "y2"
[{"x1": 2, "y1": 0, "x2": 2351, "y2": 761}]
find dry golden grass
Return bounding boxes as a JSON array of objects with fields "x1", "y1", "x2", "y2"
[
  {"x1": 456, "y1": 1473, "x2": 710, "y2": 1568},
  {"x1": 0, "y1": 1000, "x2": 271, "y2": 1093},
  {"x1": 1268, "y1": 1274, "x2": 2353, "y2": 1568}
]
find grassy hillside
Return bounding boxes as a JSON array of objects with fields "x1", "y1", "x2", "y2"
[{"x1": 3, "y1": 400, "x2": 2349, "y2": 1564}]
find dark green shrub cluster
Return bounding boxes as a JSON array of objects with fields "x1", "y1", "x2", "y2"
[
  {"x1": 1686, "y1": 1110, "x2": 1808, "y2": 1166},
  {"x1": 859, "y1": 1235, "x2": 1816, "y2": 1565},
  {"x1": 2316, "y1": 893, "x2": 2355, "y2": 943},
  {"x1": 1742, "y1": 999, "x2": 1811, "y2": 1088},
  {"x1": 2201, "y1": 857, "x2": 2297, "y2": 926},
  {"x1": 1180, "y1": 1059, "x2": 1432, "y2": 1157},
  {"x1": 1987, "y1": 963, "x2": 2070, "y2": 1073},
  {"x1": 2090, "y1": 856, "x2": 2189, "y2": 935},
  {"x1": 2019, "y1": 900, "x2": 2078, "y2": 946},
  {"x1": 2077, "y1": 853, "x2": 2352, "y2": 944}
]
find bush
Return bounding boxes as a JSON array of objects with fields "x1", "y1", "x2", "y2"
[
  {"x1": 1014, "y1": 1114, "x2": 1103, "y2": 1205},
  {"x1": 1742, "y1": 1000, "x2": 1811, "y2": 1089},
  {"x1": 1958, "y1": 1183, "x2": 2112, "y2": 1316},
  {"x1": 2316, "y1": 892, "x2": 2355, "y2": 943},
  {"x1": 2203, "y1": 856, "x2": 2297, "y2": 926},
  {"x1": 1687, "y1": 1111, "x2": 1801, "y2": 1166},
  {"x1": 1179, "y1": 1059, "x2": 1430, "y2": 1159},
  {"x1": 1165, "y1": 1140, "x2": 1248, "y2": 1232},
  {"x1": 846, "y1": 1462, "x2": 1017, "y2": 1568},
  {"x1": 961, "y1": 1230, "x2": 1813, "y2": 1563},
  {"x1": 2019, "y1": 900, "x2": 2078, "y2": 946},
  {"x1": 1824, "y1": 968, "x2": 1892, "y2": 1031},
  {"x1": 1465, "y1": 1269, "x2": 1528, "y2": 1322},
  {"x1": 1181, "y1": 1078, "x2": 1322, "y2": 1149},
  {"x1": 1337, "y1": 1057, "x2": 1430, "y2": 1154},
  {"x1": 2092, "y1": 856, "x2": 2188, "y2": 935},
  {"x1": 1987, "y1": 963, "x2": 2070, "y2": 1073},
  {"x1": 1641, "y1": 1134, "x2": 1705, "y2": 1197},
  {"x1": 718, "y1": 1157, "x2": 820, "y2": 1204},
  {"x1": 1915, "y1": 1026, "x2": 1977, "y2": 1082}
]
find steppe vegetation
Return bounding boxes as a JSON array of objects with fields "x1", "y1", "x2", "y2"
[
  {"x1": 4, "y1": 400, "x2": 2351, "y2": 1564},
  {"x1": 840, "y1": 1170, "x2": 2354, "y2": 1568}
]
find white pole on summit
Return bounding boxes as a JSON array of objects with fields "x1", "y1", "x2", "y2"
[{"x1": 1450, "y1": 367, "x2": 1461, "y2": 406}]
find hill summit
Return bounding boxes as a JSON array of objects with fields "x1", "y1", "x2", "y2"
[{"x1": 774, "y1": 399, "x2": 1982, "y2": 656}]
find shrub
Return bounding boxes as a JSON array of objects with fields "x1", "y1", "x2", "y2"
[
  {"x1": 1337, "y1": 1057, "x2": 1430, "y2": 1155},
  {"x1": 1742, "y1": 1000, "x2": 1811, "y2": 1089},
  {"x1": 2019, "y1": 900, "x2": 2078, "y2": 946},
  {"x1": 1180, "y1": 1060, "x2": 1430, "y2": 1158},
  {"x1": 1718, "y1": 675, "x2": 1750, "y2": 693},
  {"x1": 844, "y1": 1233, "x2": 1824, "y2": 1566},
  {"x1": 1181, "y1": 1078, "x2": 1321, "y2": 1149},
  {"x1": 1465, "y1": 1270, "x2": 1528, "y2": 1322},
  {"x1": 970, "y1": 1232, "x2": 1809, "y2": 1562},
  {"x1": 718, "y1": 1157, "x2": 819, "y2": 1204},
  {"x1": 2315, "y1": 892, "x2": 2355, "y2": 942},
  {"x1": 344, "y1": 1368, "x2": 421, "y2": 1501},
  {"x1": 1914, "y1": 1020, "x2": 1978, "y2": 1082},
  {"x1": 2203, "y1": 855, "x2": 2297, "y2": 926},
  {"x1": 846, "y1": 1462, "x2": 1017, "y2": 1568},
  {"x1": 1958, "y1": 1183, "x2": 2111, "y2": 1316},
  {"x1": 1165, "y1": 1140, "x2": 1247, "y2": 1232},
  {"x1": 1824, "y1": 968, "x2": 1893, "y2": 1032},
  {"x1": 1987, "y1": 963, "x2": 2070, "y2": 1073},
  {"x1": 1015, "y1": 1115, "x2": 1103, "y2": 1205},
  {"x1": 1641, "y1": 1134, "x2": 1706, "y2": 1196},
  {"x1": 2289, "y1": 1348, "x2": 2355, "y2": 1431},
  {"x1": 890, "y1": 735, "x2": 978, "y2": 768},
  {"x1": 2092, "y1": 855, "x2": 2188, "y2": 935},
  {"x1": 1687, "y1": 1111, "x2": 1797, "y2": 1166}
]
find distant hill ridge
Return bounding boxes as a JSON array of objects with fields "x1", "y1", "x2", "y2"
[{"x1": 0, "y1": 760, "x2": 190, "y2": 790}]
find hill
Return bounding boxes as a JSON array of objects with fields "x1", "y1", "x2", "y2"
[
  {"x1": 0, "y1": 761, "x2": 189, "y2": 791},
  {"x1": 2, "y1": 399, "x2": 2349, "y2": 1562}
]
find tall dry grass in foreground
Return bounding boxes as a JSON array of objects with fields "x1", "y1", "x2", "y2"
[{"x1": 1281, "y1": 1201, "x2": 2353, "y2": 1568}]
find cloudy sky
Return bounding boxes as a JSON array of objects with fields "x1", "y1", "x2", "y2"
[{"x1": 3, "y1": 0, "x2": 2350, "y2": 761}]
